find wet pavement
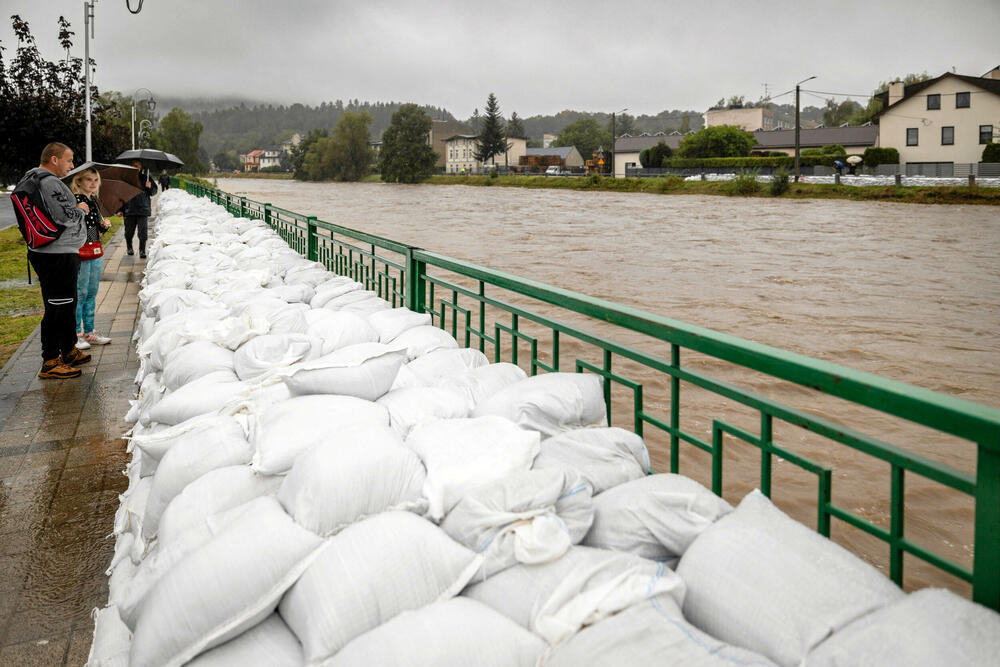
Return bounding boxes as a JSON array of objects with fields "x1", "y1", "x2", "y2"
[{"x1": 0, "y1": 228, "x2": 144, "y2": 665}]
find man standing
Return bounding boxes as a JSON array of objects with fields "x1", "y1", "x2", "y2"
[
  {"x1": 158, "y1": 170, "x2": 171, "y2": 192},
  {"x1": 122, "y1": 160, "x2": 158, "y2": 258},
  {"x1": 19, "y1": 143, "x2": 91, "y2": 379}
]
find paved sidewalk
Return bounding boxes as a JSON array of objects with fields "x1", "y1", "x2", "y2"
[{"x1": 0, "y1": 228, "x2": 144, "y2": 665}]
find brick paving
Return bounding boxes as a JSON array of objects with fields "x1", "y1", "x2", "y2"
[{"x1": 0, "y1": 227, "x2": 144, "y2": 665}]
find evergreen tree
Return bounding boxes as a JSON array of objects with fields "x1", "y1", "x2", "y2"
[
  {"x1": 475, "y1": 93, "x2": 507, "y2": 165},
  {"x1": 470, "y1": 108, "x2": 481, "y2": 134},
  {"x1": 158, "y1": 108, "x2": 206, "y2": 173},
  {"x1": 378, "y1": 103, "x2": 437, "y2": 183},
  {"x1": 506, "y1": 111, "x2": 525, "y2": 138}
]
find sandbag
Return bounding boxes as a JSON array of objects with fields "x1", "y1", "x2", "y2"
[
  {"x1": 306, "y1": 310, "x2": 379, "y2": 354},
  {"x1": 676, "y1": 490, "x2": 904, "y2": 667},
  {"x1": 145, "y1": 370, "x2": 243, "y2": 426},
  {"x1": 279, "y1": 342, "x2": 405, "y2": 401},
  {"x1": 308, "y1": 280, "x2": 364, "y2": 308},
  {"x1": 323, "y1": 598, "x2": 546, "y2": 667},
  {"x1": 280, "y1": 512, "x2": 481, "y2": 663},
  {"x1": 185, "y1": 614, "x2": 304, "y2": 667},
  {"x1": 544, "y1": 594, "x2": 777, "y2": 667},
  {"x1": 405, "y1": 416, "x2": 541, "y2": 520},
  {"x1": 250, "y1": 395, "x2": 390, "y2": 475},
  {"x1": 805, "y1": 588, "x2": 1000, "y2": 667},
  {"x1": 533, "y1": 427, "x2": 650, "y2": 494},
  {"x1": 321, "y1": 288, "x2": 377, "y2": 309},
  {"x1": 441, "y1": 468, "x2": 594, "y2": 579},
  {"x1": 87, "y1": 605, "x2": 132, "y2": 667},
  {"x1": 131, "y1": 414, "x2": 245, "y2": 464},
  {"x1": 129, "y1": 497, "x2": 324, "y2": 667},
  {"x1": 161, "y1": 341, "x2": 236, "y2": 391},
  {"x1": 376, "y1": 386, "x2": 471, "y2": 438},
  {"x1": 260, "y1": 303, "x2": 310, "y2": 335},
  {"x1": 473, "y1": 372, "x2": 606, "y2": 437},
  {"x1": 277, "y1": 424, "x2": 426, "y2": 535},
  {"x1": 390, "y1": 347, "x2": 490, "y2": 390},
  {"x1": 388, "y1": 324, "x2": 459, "y2": 361},
  {"x1": 463, "y1": 545, "x2": 686, "y2": 645},
  {"x1": 339, "y1": 295, "x2": 392, "y2": 315},
  {"x1": 435, "y1": 362, "x2": 527, "y2": 409},
  {"x1": 267, "y1": 283, "x2": 315, "y2": 305},
  {"x1": 157, "y1": 465, "x2": 283, "y2": 549},
  {"x1": 366, "y1": 307, "x2": 432, "y2": 343},
  {"x1": 232, "y1": 333, "x2": 322, "y2": 380},
  {"x1": 584, "y1": 474, "x2": 732, "y2": 562}
]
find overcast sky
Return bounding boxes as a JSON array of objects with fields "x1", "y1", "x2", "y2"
[{"x1": 3, "y1": 0, "x2": 998, "y2": 118}]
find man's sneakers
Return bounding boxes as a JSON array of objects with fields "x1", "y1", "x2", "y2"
[
  {"x1": 62, "y1": 348, "x2": 91, "y2": 367},
  {"x1": 38, "y1": 358, "x2": 81, "y2": 379}
]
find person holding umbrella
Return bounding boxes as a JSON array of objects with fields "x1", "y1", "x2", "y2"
[
  {"x1": 68, "y1": 167, "x2": 112, "y2": 349},
  {"x1": 121, "y1": 159, "x2": 158, "y2": 258}
]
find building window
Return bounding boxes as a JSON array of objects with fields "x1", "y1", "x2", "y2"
[
  {"x1": 941, "y1": 127, "x2": 954, "y2": 145},
  {"x1": 956, "y1": 91, "x2": 970, "y2": 108},
  {"x1": 906, "y1": 128, "x2": 918, "y2": 146},
  {"x1": 981, "y1": 125, "x2": 994, "y2": 145},
  {"x1": 926, "y1": 94, "x2": 940, "y2": 110}
]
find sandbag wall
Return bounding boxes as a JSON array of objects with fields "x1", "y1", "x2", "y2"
[{"x1": 90, "y1": 188, "x2": 1000, "y2": 667}]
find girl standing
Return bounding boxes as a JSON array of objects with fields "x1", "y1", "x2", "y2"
[{"x1": 69, "y1": 168, "x2": 112, "y2": 349}]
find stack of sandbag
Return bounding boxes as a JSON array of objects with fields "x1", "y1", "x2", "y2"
[{"x1": 89, "y1": 189, "x2": 999, "y2": 667}]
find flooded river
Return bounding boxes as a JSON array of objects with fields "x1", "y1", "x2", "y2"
[{"x1": 216, "y1": 178, "x2": 1000, "y2": 593}]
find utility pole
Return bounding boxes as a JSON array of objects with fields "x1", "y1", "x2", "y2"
[
  {"x1": 794, "y1": 76, "x2": 816, "y2": 182},
  {"x1": 84, "y1": 0, "x2": 96, "y2": 161},
  {"x1": 611, "y1": 108, "x2": 627, "y2": 178}
]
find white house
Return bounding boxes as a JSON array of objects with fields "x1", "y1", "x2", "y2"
[
  {"x1": 443, "y1": 135, "x2": 527, "y2": 173},
  {"x1": 875, "y1": 66, "x2": 1000, "y2": 167},
  {"x1": 259, "y1": 146, "x2": 283, "y2": 170}
]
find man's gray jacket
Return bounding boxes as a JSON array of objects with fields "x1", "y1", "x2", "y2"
[{"x1": 21, "y1": 167, "x2": 86, "y2": 254}]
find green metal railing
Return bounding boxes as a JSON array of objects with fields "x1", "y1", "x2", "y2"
[{"x1": 173, "y1": 178, "x2": 1000, "y2": 610}]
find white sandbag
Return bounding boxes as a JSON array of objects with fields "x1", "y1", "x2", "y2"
[
  {"x1": 126, "y1": 372, "x2": 165, "y2": 424},
  {"x1": 306, "y1": 310, "x2": 379, "y2": 354},
  {"x1": 805, "y1": 587, "x2": 1000, "y2": 667},
  {"x1": 280, "y1": 512, "x2": 481, "y2": 663},
  {"x1": 435, "y1": 362, "x2": 527, "y2": 409},
  {"x1": 279, "y1": 342, "x2": 405, "y2": 401},
  {"x1": 129, "y1": 497, "x2": 324, "y2": 667},
  {"x1": 442, "y1": 468, "x2": 594, "y2": 579},
  {"x1": 145, "y1": 370, "x2": 242, "y2": 426},
  {"x1": 107, "y1": 557, "x2": 138, "y2": 613},
  {"x1": 106, "y1": 531, "x2": 135, "y2": 576},
  {"x1": 473, "y1": 372, "x2": 606, "y2": 437},
  {"x1": 157, "y1": 465, "x2": 283, "y2": 549},
  {"x1": 533, "y1": 427, "x2": 650, "y2": 494},
  {"x1": 185, "y1": 614, "x2": 304, "y2": 667},
  {"x1": 261, "y1": 303, "x2": 310, "y2": 335},
  {"x1": 544, "y1": 594, "x2": 777, "y2": 667},
  {"x1": 250, "y1": 395, "x2": 390, "y2": 475},
  {"x1": 141, "y1": 425, "x2": 253, "y2": 540},
  {"x1": 339, "y1": 296, "x2": 391, "y2": 316},
  {"x1": 320, "y1": 288, "x2": 377, "y2": 309},
  {"x1": 278, "y1": 425, "x2": 425, "y2": 535},
  {"x1": 366, "y1": 307, "x2": 432, "y2": 343},
  {"x1": 148, "y1": 289, "x2": 219, "y2": 320},
  {"x1": 308, "y1": 280, "x2": 364, "y2": 308},
  {"x1": 114, "y1": 476, "x2": 152, "y2": 538},
  {"x1": 390, "y1": 347, "x2": 490, "y2": 390},
  {"x1": 232, "y1": 333, "x2": 322, "y2": 380},
  {"x1": 405, "y1": 416, "x2": 541, "y2": 520},
  {"x1": 388, "y1": 324, "x2": 459, "y2": 361},
  {"x1": 584, "y1": 474, "x2": 732, "y2": 562},
  {"x1": 676, "y1": 490, "x2": 903, "y2": 667},
  {"x1": 161, "y1": 341, "x2": 236, "y2": 391},
  {"x1": 323, "y1": 598, "x2": 545, "y2": 667},
  {"x1": 87, "y1": 605, "x2": 132, "y2": 667},
  {"x1": 376, "y1": 386, "x2": 471, "y2": 438},
  {"x1": 132, "y1": 414, "x2": 245, "y2": 464},
  {"x1": 268, "y1": 283, "x2": 315, "y2": 305},
  {"x1": 463, "y1": 545, "x2": 686, "y2": 645}
]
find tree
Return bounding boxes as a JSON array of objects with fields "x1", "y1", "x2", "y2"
[
  {"x1": 291, "y1": 128, "x2": 328, "y2": 179},
  {"x1": 861, "y1": 146, "x2": 899, "y2": 168},
  {"x1": 822, "y1": 99, "x2": 862, "y2": 127},
  {"x1": 609, "y1": 112, "x2": 636, "y2": 137},
  {"x1": 553, "y1": 118, "x2": 610, "y2": 164},
  {"x1": 470, "y1": 108, "x2": 481, "y2": 134},
  {"x1": 475, "y1": 93, "x2": 507, "y2": 165},
  {"x1": 213, "y1": 150, "x2": 239, "y2": 171},
  {"x1": 158, "y1": 108, "x2": 206, "y2": 173},
  {"x1": 677, "y1": 125, "x2": 756, "y2": 158},
  {"x1": 639, "y1": 141, "x2": 673, "y2": 168},
  {"x1": 327, "y1": 110, "x2": 374, "y2": 180},
  {"x1": 506, "y1": 111, "x2": 525, "y2": 139},
  {"x1": 983, "y1": 143, "x2": 1000, "y2": 163},
  {"x1": 379, "y1": 103, "x2": 437, "y2": 183}
]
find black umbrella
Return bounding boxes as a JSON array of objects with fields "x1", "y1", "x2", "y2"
[
  {"x1": 115, "y1": 149, "x2": 185, "y2": 171},
  {"x1": 62, "y1": 162, "x2": 144, "y2": 217}
]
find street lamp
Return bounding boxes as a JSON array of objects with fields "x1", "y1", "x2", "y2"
[
  {"x1": 611, "y1": 108, "x2": 628, "y2": 178},
  {"x1": 794, "y1": 76, "x2": 816, "y2": 182},
  {"x1": 83, "y1": 0, "x2": 95, "y2": 161},
  {"x1": 131, "y1": 88, "x2": 155, "y2": 150},
  {"x1": 138, "y1": 119, "x2": 153, "y2": 148}
]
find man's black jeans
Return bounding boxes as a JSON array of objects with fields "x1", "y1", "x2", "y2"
[{"x1": 28, "y1": 251, "x2": 80, "y2": 361}]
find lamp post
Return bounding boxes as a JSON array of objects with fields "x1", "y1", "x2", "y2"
[
  {"x1": 610, "y1": 108, "x2": 628, "y2": 178},
  {"x1": 794, "y1": 76, "x2": 816, "y2": 182},
  {"x1": 138, "y1": 119, "x2": 153, "y2": 148},
  {"x1": 131, "y1": 88, "x2": 155, "y2": 150},
  {"x1": 83, "y1": 0, "x2": 96, "y2": 161}
]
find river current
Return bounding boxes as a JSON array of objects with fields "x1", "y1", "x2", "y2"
[{"x1": 216, "y1": 178, "x2": 999, "y2": 594}]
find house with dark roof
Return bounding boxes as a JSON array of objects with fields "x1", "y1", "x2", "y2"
[
  {"x1": 612, "y1": 134, "x2": 683, "y2": 177},
  {"x1": 751, "y1": 126, "x2": 878, "y2": 157},
  {"x1": 874, "y1": 66, "x2": 1000, "y2": 166}
]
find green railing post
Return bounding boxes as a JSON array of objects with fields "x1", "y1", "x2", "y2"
[
  {"x1": 973, "y1": 442, "x2": 1000, "y2": 609},
  {"x1": 239, "y1": 196, "x2": 247, "y2": 218},
  {"x1": 406, "y1": 249, "x2": 426, "y2": 313},
  {"x1": 307, "y1": 216, "x2": 318, "y2": 262},
  {"x1": 264, "y1": 203, "x2": 272, "y2": 229}
]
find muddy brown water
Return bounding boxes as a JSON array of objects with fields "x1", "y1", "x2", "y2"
[{"x1": 216, "y1": 178, "x2": 1000, "y2": 595}]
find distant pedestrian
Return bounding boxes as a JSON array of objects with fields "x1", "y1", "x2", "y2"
[
  {"x1": 121, "y1": 159, "x2": 158, "y2": 258},
  {"x1": 14, "y1": 142, "x2": 91, "y2": 379},
  {"x1": 833, "y1": 160, "x2": 845, "y2": 176},
  {"x1": 68, "y1": 167, "x2": 112, "y2": 350},
  {"x1": 847, "y1": 161, "x2": 857, "y2": 176},
  {"x1": 159, "y1": 170, "x2": 171, "y2": 191}
]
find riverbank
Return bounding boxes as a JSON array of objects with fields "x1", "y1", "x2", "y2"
[
  {"x1": 423, "y1": 174, "x2": 1000, "y2": 205},
  {"x1": 0, "y1": 217, "x2": 123, "y2": 368}
]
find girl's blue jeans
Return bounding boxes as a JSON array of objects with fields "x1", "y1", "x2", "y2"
[{"x1": 76, "y1": 256, "x2": 102, "y2": 333}]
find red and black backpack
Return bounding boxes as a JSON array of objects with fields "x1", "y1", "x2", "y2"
[{"x1": 10, "y1": 170, "x2": 64, "y2": 250}]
